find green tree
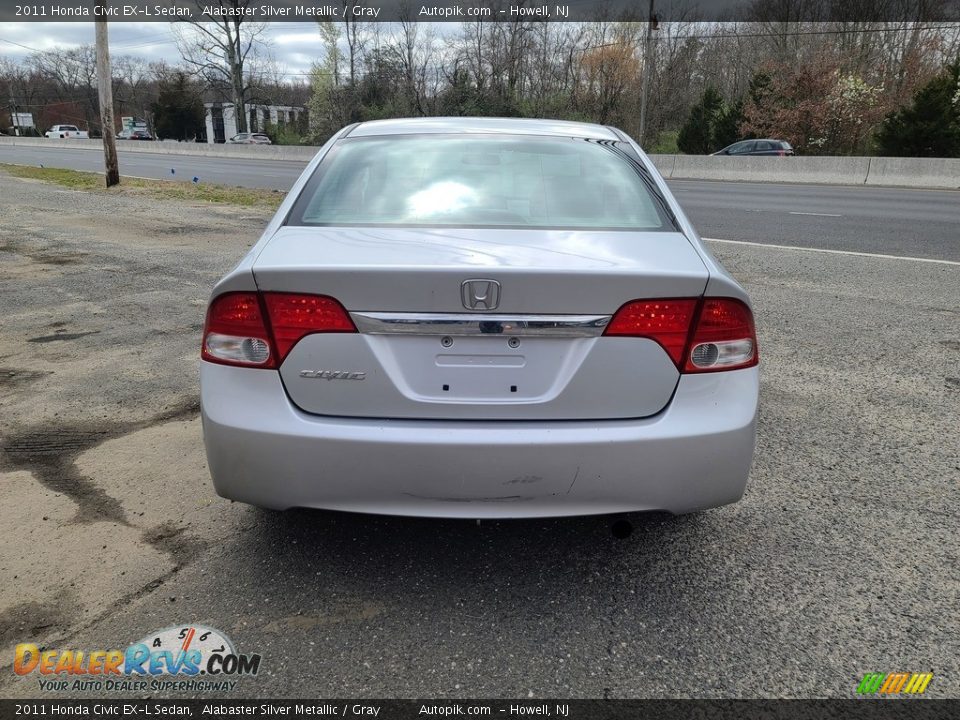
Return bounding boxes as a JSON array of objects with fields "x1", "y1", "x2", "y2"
[
  {"x1": 150, "y1": 72, "x2": 204, "y2": 141},
  {"x1": 677, "y1": 87, "x2": 723, "y2": 154},
  {"x1": 308, "y1": 19, "x2": 346, "y2": 143},
  {"x1": 748, "y1": 72, "x2": 771, "y2": 108},
  {"x1": 438, "y1": 67, "x2": 486, "y2": 117},
  {"x1": 876, "y1": 59, "x2": 960, "y2": 157},
  {"x1": 713, "y1": 100, "x2": 745, "y2": 150}
]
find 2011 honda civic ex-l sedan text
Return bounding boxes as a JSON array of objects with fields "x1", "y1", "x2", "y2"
[{"x1": 200, "y1": 117, "x2": 759, "y2": 518}]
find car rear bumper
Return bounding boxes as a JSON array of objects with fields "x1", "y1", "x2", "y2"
[{"x1": 200, "y1": 363, "x2": 758, "y2": 518}]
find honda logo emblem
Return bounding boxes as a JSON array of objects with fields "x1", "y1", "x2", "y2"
[{"x1": 461, "y1": 279, "x2": 501, "y2": 311}]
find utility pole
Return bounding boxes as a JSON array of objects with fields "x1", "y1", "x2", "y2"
[
  {"x1": 638, "y1": 0, "x2": 657, "y2": 149},
  {"x1": 95, "y1": 12, "x2": 120, "y2": 187}
]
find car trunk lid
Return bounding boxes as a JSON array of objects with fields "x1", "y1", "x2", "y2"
[{"x1": 252, "y1": 227, "x2": 708, "y2": 420}]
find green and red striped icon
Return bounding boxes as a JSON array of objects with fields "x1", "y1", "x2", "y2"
[{"x1": 856, "y1": 672, "x2": 933, "y2": 695}]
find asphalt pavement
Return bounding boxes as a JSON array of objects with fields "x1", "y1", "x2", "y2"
[
  {"x1": 2, "y1": 143, "x2": 959, "y2": 262},
  {"x1": 1, "y1": 170, "x2": 958, "y2": 699}
]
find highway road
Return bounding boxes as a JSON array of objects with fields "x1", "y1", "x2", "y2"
[{"x1": 2, "y1": 143, "x2": 959, "y2": 263}]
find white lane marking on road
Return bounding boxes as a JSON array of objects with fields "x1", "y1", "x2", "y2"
[
  {"x1": 703, "y1": 237, "x2": 960, "y2": 267},
  {"x1": 789, "y1": 211, "x2": 843, "y2": 217}
]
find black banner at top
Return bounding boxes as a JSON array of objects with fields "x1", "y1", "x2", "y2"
[{"x1": 1, "y1": 0, "x2": 959, "y2": 23}]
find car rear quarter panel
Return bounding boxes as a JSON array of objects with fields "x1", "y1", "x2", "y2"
[
  {"x1": 616, "y1": 131, "x2": 751, "y2": 304},
  {"x1": 206, "y1": 126, "x2": 355, "y2": 296}
]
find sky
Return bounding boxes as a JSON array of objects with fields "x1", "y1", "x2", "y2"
[{"x1": 0, "y1": 22, "x2": 329, "y2": 78}]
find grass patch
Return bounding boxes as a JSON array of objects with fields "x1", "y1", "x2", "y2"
[
  {"x1": 649, "y1": 130, "x2": 680, "y2": 154},
  {"x1": 1, "y1": 164, "x2": 286, "y2": 209}
]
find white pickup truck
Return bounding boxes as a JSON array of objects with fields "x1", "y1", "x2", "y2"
[{"x1": 45, "y1": 124, "x2": 90, "y2": 139}]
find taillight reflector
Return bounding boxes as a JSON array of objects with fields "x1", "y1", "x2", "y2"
[{"x1": 202, "y1": 291, "x2": 356, "y2": 369}]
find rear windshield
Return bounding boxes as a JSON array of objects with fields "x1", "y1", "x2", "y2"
[{"x1": 287, "y1": 134, "x2": 673, "y2": 230}]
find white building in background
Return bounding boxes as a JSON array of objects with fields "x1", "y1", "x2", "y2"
[{"x1": 203, "y1": 102, "x2": 305, "y2": 143}]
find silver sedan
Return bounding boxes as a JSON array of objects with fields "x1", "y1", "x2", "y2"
[{"x1": 200, "y1": 117, "x2": 759, "y2": 518}]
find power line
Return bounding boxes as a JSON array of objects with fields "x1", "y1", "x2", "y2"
[
  {"x1": 0, "y1": 37, "x2": 41, "y2": 52},
  {"x1": 110, "y1": 33, "x2": 179, "y2": 50},
  {"x1": 0, "y1": 32, "x2": 176, "y2": 54}
]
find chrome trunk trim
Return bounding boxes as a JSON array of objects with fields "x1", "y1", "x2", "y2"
[{"x1": 350, "y1": 312, "x2": 611, "y2": 337}]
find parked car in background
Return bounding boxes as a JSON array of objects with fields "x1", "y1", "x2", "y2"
[
  {"x1": 116, "y1": 129, "x2": 154, "y2": 141},
  {"x1": 200, "y1": 117, "x2": 759, "y2": 519},
  {"x1": 228, "y1": 132, "x2": 272, "y2": 145},
  {"x1": 45, "y1": 124, "x2": 89, "y2": 139},
  {"x1": 712, "y1": 139, "x2": 794, "y2": 156}
]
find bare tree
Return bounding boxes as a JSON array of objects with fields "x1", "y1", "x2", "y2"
[
  {"x1": 381, "y1": 5, "x2": 439, "y2": 115},
  {"x1": 340, "y1": 1, "x2": 368, "y2": 87},
  {"x1": 112, "y1": 55, "x2": 156, "y2": 122},
  {"x1": 173, "y1": 1, "x2": 268, "y2": 134},
  {"x1": 1, "y1": 56, "x2": 50, "y2": 132},
  {"x1": 28, "y1": 45, "x2": 100, "y2": 131},
  {"x1": 8, "y1": 15, "x2": 943, "y2": 153}
]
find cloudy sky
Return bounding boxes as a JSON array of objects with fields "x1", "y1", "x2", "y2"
[{"x1": 0, "y1": 22, "x2": 330, "y2": 77}]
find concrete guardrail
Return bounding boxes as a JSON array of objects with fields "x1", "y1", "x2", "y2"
[
  {"x1": 1, "y1": 136, "x2": 957, "y2": 190},
  {"x1": 863, "y1": 156, "x2": 960, "y2": 189},
  {"x1": 655, "y1": 153, "x2": 959, "y2": 189},
  {"x1": 0, "y1": 135, "x2": 317, "y2": 162},
  {"x1": 655, "y1": 154, "x2": 873, "y2": 186}
]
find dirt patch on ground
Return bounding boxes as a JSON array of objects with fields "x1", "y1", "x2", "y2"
[
  {"x1": 0, "y1": 237, "x2": 88, "y2": 266},
  {"x1": 1, "y1": 398, "x2": 200, "y2": 526},
  {"x1": 0, "y1": 368, "x2": 52, "y2": 390},
  {"x1": 0, "y1": 171, "x2": 263, "y2": 657},
  {"x1": 0, "y1": 592, "x2": 79, "y2": 649}
]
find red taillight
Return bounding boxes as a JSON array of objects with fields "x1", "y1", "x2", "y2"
[
  {"x1": 604, "y1": 298, "x2": 698, "y2": 366},
  {"x1": 261, "y1": 292, "x2": 355, "y2": 362},
  {"x1": 202, "y1": 292, "x2": 274, "y2": 368},
  {"x1": 202, "y1": 291, "x2": 355, "y2": 368},
  {"x1": 605, "y1": 297, "x2": 757, "y2": 373},
  {"x1": 684, "y1": 298, "x2": 757, "y2": 373}
]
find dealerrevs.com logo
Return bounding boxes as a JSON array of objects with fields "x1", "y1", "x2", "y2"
[{"x1": 14, "y1": 624, "x2": 261, "y2": 693}]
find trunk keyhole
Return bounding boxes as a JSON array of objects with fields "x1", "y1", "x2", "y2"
[
  {"x1": 508, "y1": 337, "x2": 520, "y2": 348},
  {"x1": 441, "y1": 336, "x2": 454, "y2": 348}
]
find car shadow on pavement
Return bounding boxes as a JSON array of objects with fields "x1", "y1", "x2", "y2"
[
  {"x1": 228, "y1": 506, "x2": 724, "y2": 616},
  {"x1": 147, "y1": 504, "x2": 755, "y2": 696}
]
